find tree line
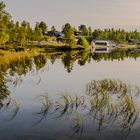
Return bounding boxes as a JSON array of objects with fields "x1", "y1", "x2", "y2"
[{"x1": 0, "y1": 1, "x2": 140, "y2": 48}]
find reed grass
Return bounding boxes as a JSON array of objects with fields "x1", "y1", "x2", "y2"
[{"x1": 34, "y1": 79, "x2": 140, "y2": 139}]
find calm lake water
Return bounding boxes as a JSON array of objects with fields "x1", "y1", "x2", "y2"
[{"x1": 0, "y1": 50, "x2": 140, "y2": 140}]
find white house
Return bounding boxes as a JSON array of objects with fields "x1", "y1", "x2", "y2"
[{"x1": 95, "y1": 40, "x2": 114, "y2": 47}]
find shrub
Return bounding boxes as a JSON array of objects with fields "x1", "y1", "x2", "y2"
[{"x1": 78, "y1": 36, "x2": 90, "y2": 47}]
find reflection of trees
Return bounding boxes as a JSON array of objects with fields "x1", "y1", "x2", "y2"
[
  {"x1": 51, "y1": 50, "x2": 140, "y2": 69},
  {"x1": 1, "y1": 50, "x2": 140, "y2": 76},
  {"x1": 0, "y1": 73, "x2": 10, "y2": 109},
  {"x1": 61, "y1": 52, "x2": 75, "y2": 73},
  {"x1": 92, "y1": 50, "x2": 140, "y2": 62},
  {"x1": 1, "y1": 54, "x2": 46, "y2": 76},
  {"x1": 35, "y1": 79, "x2": 140, "y2": 139},
  {"x1": 78, "y1": 50, "x2": 91, "y2": 66},
  {"x1": 0, "y1": 54, "x2": 49, "y2": 120},
  {"x1": 8, "y1": 56, "x2": 32, "y2": 76},
  {"x1": 2, "y1": 56, "x2": 33, "y2": 87},
  {"x1": 0, "y1": 73, "x2": 19, "y2": 120},
  {"x1": 34, "y1": 54, "x2": 46, "y2": 71},
  {"x1": 0, "y1": 54, "x2": 48, "y2": 88},
  {"x1": 0, "y1": 54, "x2": 47, "y2": 78},
  {"x1": 50, "y1": 54, "x2": 57, "y2": 64}
]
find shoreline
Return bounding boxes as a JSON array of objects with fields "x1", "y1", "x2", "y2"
[{"x1": 0, "y1": 42, "x2": 140, "y2": 56}]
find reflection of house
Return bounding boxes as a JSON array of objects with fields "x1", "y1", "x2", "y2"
[{"x1": 90, "y1": 40, "x2": 117, "y2": 54}]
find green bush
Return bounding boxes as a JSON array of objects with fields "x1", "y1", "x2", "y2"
[{"x1": 78, "y1": 36, "x2": 90, "y2": 47}]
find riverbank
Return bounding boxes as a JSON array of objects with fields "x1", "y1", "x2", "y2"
[
  {"x1": 0, "y1": 40, "x2": 140, "y2": 56},
  {"x1": 0, "y1": 39, "x2": 85, "y2": 55}
]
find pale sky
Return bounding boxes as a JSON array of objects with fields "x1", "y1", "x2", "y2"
[{"x1": 3, "y1": 0, "x2": 140, "y2": 30}]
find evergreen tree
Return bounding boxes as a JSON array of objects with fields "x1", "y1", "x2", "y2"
[
  {"x1": 78, "y1": 25, "x2": 88, "y2": 36},
  {"x1": 39, "y1": 21, "x2": 47, "y2": 35},
  {"x1": 88, "y1": 26, "x2": 92, "y2": 36},
  {"x1": 51, "y1": 25, "x2": 56, "y2": 32},
  {"x1": 0, "y1": 1, "x2": 11, "y2": 46},
  {"x1": 33, "y1": 22, "x2": 43, "y2": 42},
  {"x1": 62, "y1": 23, "x2": 75, "y2": 45}
]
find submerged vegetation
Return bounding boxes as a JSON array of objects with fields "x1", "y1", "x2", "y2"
[
  {"x1": 34, "y1": 79, "x2": 140, "y2": 139},
  {"x1": 86, "y1": 80, "x2": 139, "y2": 134}
]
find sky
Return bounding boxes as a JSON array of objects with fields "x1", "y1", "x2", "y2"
[{"x1": 3, "y1": 0, "x2": 140, "y2": 30}]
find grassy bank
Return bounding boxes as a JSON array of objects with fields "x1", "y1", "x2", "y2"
[
  {"x1": 1, "y1": 39, "x2": 140, "y2": 56},
  {"x1": 0, "y1": 48, "x2": 43, "y2": 69}
]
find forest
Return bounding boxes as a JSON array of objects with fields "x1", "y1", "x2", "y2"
[{"x1": 0, "y1": 1, "x2": 140, "y2": 50}]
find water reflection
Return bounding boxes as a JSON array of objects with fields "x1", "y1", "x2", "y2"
[
  {"x1": 92, "y1": 50, "x2": 140, "y2": 61},
  {"x1": 0, "y1": 73, "x2": 19, "y2": 120},
  {"x1": 70, "y1": 113, "x2": 84, "y2": 137},
  {"x1": 61, "y1": 52, "x2": 75, "y2": 73},
  {"x1": 78, "y1": 50, "x2": 91, "y2": 66},
  {"x1": 0, "y1": 50, "x2": 140, "y2": 76},
  {"x1": 34, "y1": 54, "x2": 47, "y2": 71},
  {"x1": 0, "y1": 50, "x2": 140, "y2": 139},
  {"x1": 0, "y1": 73, "x2": 10, "y2": 109},
  {"x1": 34, "y1": 79, "x2": 140, "y2": 140}
]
